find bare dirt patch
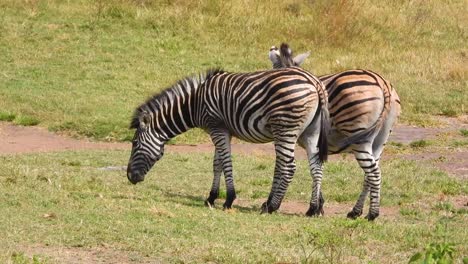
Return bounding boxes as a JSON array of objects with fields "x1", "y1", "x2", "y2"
[
  {"x1": 398, "y1": 151, "x2": 468, "y2": 180},
  {"x1": 234, "y1": 199, "x2": 400, "y2": 219},
  {"x1": 1, "y1": 120, "x2": 467, "y2": 179},
  {"x1": 0, "y1": 120, "x2": 463, "y2": 156},
  {"x1": 0, "y1": 122, "x2": 128, "y2": 155}
]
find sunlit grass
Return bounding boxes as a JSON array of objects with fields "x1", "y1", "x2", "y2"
[
  {"x1": 0, "y1": 0, "x2": 466, "y2": 143},
  {"x1": 0, "y1": 150, "x2": 466, "y2": 263}
]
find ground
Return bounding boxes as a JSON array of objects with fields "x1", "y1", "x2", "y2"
[{"x1": 1, "y1": 119, "x2": 467, "y2": 263}]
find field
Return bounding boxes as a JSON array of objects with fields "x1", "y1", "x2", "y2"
[
  {"x1": 0, "y1": 0, "x2": 467, "y2": 263},
  {"x1": 0, "y1": 149, "x2": 467, "y2": 263},
  {"x1": 0, "y1": 0, "x2": 466, "y2": 142}
]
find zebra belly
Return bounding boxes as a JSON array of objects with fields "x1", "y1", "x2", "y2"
[
  {"x1": 227, "y1": 118, "x2": 274, "y2": 144},
  {"x1": 327, "y1": 129, "x2": 354, "y2": 154}
]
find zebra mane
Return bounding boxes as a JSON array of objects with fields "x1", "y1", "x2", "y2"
[{"x1": 130, "y1": 68, "x2": 225, "y2": 129}]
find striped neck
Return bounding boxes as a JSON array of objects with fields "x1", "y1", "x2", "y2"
[{"x1": 132, "y1": 69, "x2": 223, "y2": 141}]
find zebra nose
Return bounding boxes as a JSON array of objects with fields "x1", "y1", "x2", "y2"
[{"x1": 127, "y1": 171, "x2": 144, "y2": 184}]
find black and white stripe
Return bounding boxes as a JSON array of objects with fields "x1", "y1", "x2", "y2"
[
  {"x1": 127, "y1": 67, "x2": 330, "y2": 215},
  {"x1": 269, "y1": 43, "x2": 401, "y2": 220}
]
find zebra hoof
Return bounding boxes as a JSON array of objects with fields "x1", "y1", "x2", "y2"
[
  {"x1": 305, "y1": 204, "x2": 322, "y2": 217},
  {"x1": 204, "y1": 199, "x2": 215, "y2": 208},
  {"x1": 260, "y1": 202, "x2": 275, "y2": 214},
  {"x1": 346, "y1": 209, "x2": 362, "y2": 219},
  {"x1": 222, "y1": 203, "x2": 232, "y2": 210},
  {"x1": 365, "y1": 212, "x2": 379, "y2": 221}
]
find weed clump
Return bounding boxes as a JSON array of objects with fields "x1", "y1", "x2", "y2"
[
  {"x1": 409, "y1": 140, "x2": 430, "y2": 148},
  {"x1": 0, "y1": 111, "x2": 16, "y2": 122},
  {"x1": 13, "y1": 115, "x2": 40, "y2": 126}
]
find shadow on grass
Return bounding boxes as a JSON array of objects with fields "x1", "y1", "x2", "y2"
[{"x1": 163, "y1": 191, "x2": 262, "y2": 213}]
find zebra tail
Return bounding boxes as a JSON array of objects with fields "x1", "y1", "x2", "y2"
[{"x1": 318, "y1": 104, "x2": 330, "y2": 162}]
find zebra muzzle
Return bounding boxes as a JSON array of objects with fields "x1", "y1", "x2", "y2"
[{"x1": 127, "y1": 170, "x2": 145, "y2": 184}]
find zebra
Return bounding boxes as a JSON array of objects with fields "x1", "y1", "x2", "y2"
[
  {"x1": 268, "y1": 43, "x2": 401, "y2": 220},
  {"x1": 127, "y1": 67, "x2": 331, "y2": 215}
]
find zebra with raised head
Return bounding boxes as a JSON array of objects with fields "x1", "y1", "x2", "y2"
[
  {"x1": 269, "y1": 43, "x2": 401, "y2": 220},
  {"x1": 127, "y1": 67, "x2": 330, "y2": 215}
]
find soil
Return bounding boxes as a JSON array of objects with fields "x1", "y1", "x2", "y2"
[
  {"x1": 1, "y1": 119, "x2": 467, "y2": 263},
  {"x1": 1, "y1": 120, "x2": 466, "y2": 178}
]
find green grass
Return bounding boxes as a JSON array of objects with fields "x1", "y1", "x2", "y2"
[
  {"x1": 0, "y1": 111, "x2": 40, "y2": 126},
  {"x1": 0, "y1": 150, "x2": 466, "y2": 263},
  {"x1": 409, "y1": 139, "x2": 432, "y2": 148},
  {"x1": 461, "y1": 129, "x2": 468, "y2": 137},
  {"x1": 13, "y1": 114, "x2": 40, "y2": 126},
  {"x1": 0, "y1": 111, "x2": 16, "y2": 121},
  {"x1": 10, "y1": 252, "x2": 49, "y2": 264},
  {"x1": 0, "y1": 0, "x2": 466, "y2": 143}
]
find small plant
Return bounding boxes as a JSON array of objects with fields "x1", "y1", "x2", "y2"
[
  {"x1": 433, "y1": 202, "x2": 455, "y2": 213},
  {"x1": 389, "y1": 141, "x2": 404, "y2": 147},
  {"x1": 400, "y1": 207, "x2": 421, "y2": 217},
  {"x1": 218, "y1": 189, "x2": 227, "y2": 199},
  {"x1": 409, "y1": 242, "x2": 455, "y2": 264},
  {"x1": 0, "y1": 111, "x2": 16, "y2": 121},
  {"x1": 441, "y1": 108, "x2": 458, "y2": 117},
  {"x1": 450, "y1": 140, "x2": 468, "y2": 147},
  {"x1": 13, "y1": 115, "x2": 40, "y2": 126},
  {"x1": 460, "y1": 129, "x2": 468, "y2": 137},
  {"x1": 251, "y1": 190, "x2": 268, "y2": 199},
  {"x1": 410, "y1": 140, "x2": 430, "y2": 148},
  {"x1": 11, "y1": 252, "x2": 48, "y2": 264}
]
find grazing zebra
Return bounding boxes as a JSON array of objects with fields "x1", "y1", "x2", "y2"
[
  {"x1": 269, "y1": 44, "x2": 401, "y2": 220},
  {"x1": 127, "y1": 67, "x2": 330, "y2": 215}
]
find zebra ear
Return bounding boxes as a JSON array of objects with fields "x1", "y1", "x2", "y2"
[
  {"x1": 268, "y1": 46, "x2": 281, "y2": 68},
  {"x1": 138, "y1": 111, "x2": 151, "y2": 130},
  {"x1": 293, "y1": 51, "x2": 310, "y2": 66}
]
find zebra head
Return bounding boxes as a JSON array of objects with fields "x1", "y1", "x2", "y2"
[
  {"x1": 268, "y1": 43, "x2": 310, "y2": 69},
  {"x1": 127, "y1": 108, "x2": 165, "y2": 184}
]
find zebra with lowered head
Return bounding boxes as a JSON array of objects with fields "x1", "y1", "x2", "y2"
[
  {"x1": 268, "y1": 43, "x2": 401, "y2": 220},
  {"x1": 127, "y1": 67, "x2": 330, "y2": 215}
]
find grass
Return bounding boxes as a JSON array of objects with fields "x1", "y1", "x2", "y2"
[
  {"x1": 0, "y1": 0, "x2": 466, "y2": 143},
  {"x1": 0, "y1": 111, "x2": 39, "y2": 126},
  {"x1": 0, "y1": 150, "x2": 466, "y2": 263},
  {"x1": 409, "y1": 139, "x2": 431, "y2": 148},
  {"x1": 461, "y1": 129, "x2": 468, "y2": 137},
  {"x1": 13, "y1": 115, "x2": 40, "y2": 126},
  {"x1": 0, "y1": 111, "x2": 16, "y2": 122}
]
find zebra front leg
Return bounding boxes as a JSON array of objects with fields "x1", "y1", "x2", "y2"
[
  {"x1": 261, "y1": 142, "x2": 297, "y2": 214},
  {"x1": 261, "y1": 163, "x2": 282, "y2": 214},
  {"x1": 205, "y1": 151, "x2": 222, "y2": 208},
  {"x1": 349, "y1": 148, "x2": 381, "y2": 221},
  {"x1": 209, "y1": 129, "x2": 236, "y2": 209}
]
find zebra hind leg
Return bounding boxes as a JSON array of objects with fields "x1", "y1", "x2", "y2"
[
  {"x1": 304, "y1": 153, "x2": 325, "y2": 217},
  {"x1": 205, "y1": 151, "x2": 222, "y2": 208},
  {"x1": 349, "y1": 145, "x2": 380, "y2": 221},
  {"x1": 297, "y1": 119, "x2": 325, "y2": 217}
]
